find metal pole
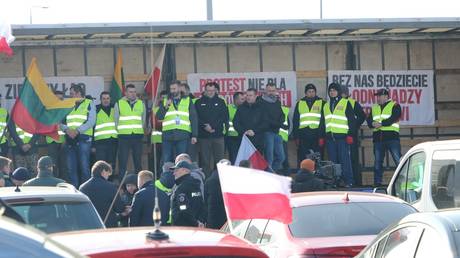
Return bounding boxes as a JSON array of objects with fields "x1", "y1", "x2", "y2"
[
  {"x1": 207, "y1": 0, "x2": 213, "y2": 21},
  {"x1": 320, "y1": 0, "x2": 323, "y2": 19},
  {"x1": 29, "y1": 8, "x2": 33, "y2": 24}
]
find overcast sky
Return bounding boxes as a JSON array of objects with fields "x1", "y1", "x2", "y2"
[{"x1": 5, "y1": 0, "x2": 460, "y2": 25}]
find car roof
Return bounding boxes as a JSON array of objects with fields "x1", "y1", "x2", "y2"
[
  {"x1": 291, "y1": 191, "x2": 410, "y2": 207},
  {"x1": 52, "y1": 227, "x2": 266, "y2": 256},
  {"x1": 0, "y1": 185, "x2": 90, "y2": 203},
  {"x1": 400, "y1": 209, "x2": 460, "y2": 232},
  {"x1": 409, "y1": 139, "x2": 460, "y2": 152}
]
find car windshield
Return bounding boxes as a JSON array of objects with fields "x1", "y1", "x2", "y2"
[
  {"x1": 289, "y1": 202, "x2": 416, "y2": 238},
  {"x1": 11, "y1": 201, "x2": 104, "y2": 234}
]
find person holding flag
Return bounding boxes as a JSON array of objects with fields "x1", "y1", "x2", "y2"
[{"x1": 46, "y1": 90, "x2": 67, "y2": 181}]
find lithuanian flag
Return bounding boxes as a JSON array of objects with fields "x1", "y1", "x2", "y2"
[
  {"x1": 11, "y1": 58, "x2": 80, "y2": 139},
  {"x1": 110, "y1": 48, "x2": 125, "y2": 104}
]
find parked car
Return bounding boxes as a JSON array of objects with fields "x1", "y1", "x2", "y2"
[
  {"x1": 386, "y1": 139, "x2": 460, "y2": 212},
  {"x1": 0, "y1": 215, "x2": 84, "y2": 258},
  {"x1": 52, "y1": 227, "x2": 269, "y2": 258},
  {"x1": 356, "y1": 209, "x2": 460, "y2": 258},
  {"x1": 0, "y1": 184, "x2": 105, "y2": 234},
  {"x1": 222, "y1": 191, "x2": 417, "y2": 258}
]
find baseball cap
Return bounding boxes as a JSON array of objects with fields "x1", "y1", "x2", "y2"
[
  {"x1": 170, "y1": 160, "x2": 194, "y2": 171},
  {"x1": 375, "y1": 88, "x2": 390, "y2": 96},
  {"x1": 11, "y1": 167, "x2": 30, "y2": 181}
]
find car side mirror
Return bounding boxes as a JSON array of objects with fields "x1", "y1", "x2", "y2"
[{"x1": 373, "y1": 187, "x2": 388, "y2": 194}]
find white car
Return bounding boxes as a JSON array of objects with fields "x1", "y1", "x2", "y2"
[
  {"x1": 0, "y1": 183, "x2": 105, "y2": 234},
  {"x1": 386, "y1": 139, "x2": 460, "y2": 212}
]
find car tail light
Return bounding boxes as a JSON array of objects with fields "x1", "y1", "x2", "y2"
[{"x1": 288, "y1": 255, "x2": 317, "y2": 258}]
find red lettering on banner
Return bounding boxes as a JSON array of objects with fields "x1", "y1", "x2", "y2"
[
  {"x1": 278, "y1": 91, "x2": 292, "y2": 107},
  {"x1": 198, "y1": 77, "x2": 247, "y2": 93},
  {"x1": 400, "y1": 106, "x2": 410, "y2": 121}
]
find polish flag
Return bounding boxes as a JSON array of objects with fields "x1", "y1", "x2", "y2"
[
  {"x1": 144, "y1": 44, "x2": 166, "y2": 100},
  {"x1": 0, "y1": 20, "x2": 14, "y2": 57},
  {"x1": 217, "y1": 163, "x2": 292, "y2": 224},
  {"x1": 235, "y1": 135, "x2": 268, "y2": 170}
]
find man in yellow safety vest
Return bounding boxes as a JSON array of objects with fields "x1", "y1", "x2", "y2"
[
  {"x1": 225, "y1": 92, "x2": 245, "y2": 164},
  {"x1": 367, "y1": 88, "x2": 402, "y2": 186},
  {"x1": 0, "y1": 95, "x2": 9, "y2": 157}
]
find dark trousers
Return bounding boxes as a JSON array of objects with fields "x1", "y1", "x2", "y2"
[
  {"x1": 95, "y1": 141, "x2": 118, "y2": 172},
  {"x1": 282, "y1": 141, "x2": 289, "y2": 169},
  {"x1": 118, "y1": 137, "x2": 143, "y2": 179},
  {"x1": 149, "y1": 144, "x2": 162, "y2": 176},
  {"x1": 298, "y1": 136, "x2": 320, "y2": 165},
  {"x1": 351, "y1": 137, "x2": 362, "y2": 186},
  {"x1": 199, "y1": 137, "x2": 225, "y2": 177},
  {"x1": 374, "y1": 140, "x2": 401, "y2": 185},
  {"x1": 0, "y1": 143, "x2": 8, "y2": 157},
  {"x1": 162, "y1": 138, "x2": 189, "y2": 164},
  {"x1": 326, "y1": 138, "x2": 354, "y2": 186},
  {"x1": 48, "y1": 143, "x2": 68, "y2": 181},
  {"x1": 66, "y1": 139, "x2": 91, "y2": 187},
  {"x1": 225, "y1": 136, "x2": 241, "y2": 165}
]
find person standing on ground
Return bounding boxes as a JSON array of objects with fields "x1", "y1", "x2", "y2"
[
  {"x1": 129, "y1": 170, "x2": 156, "y2": 227},
  {"x1": 341, "y1": 85, "x2": 366, "y2": 186},
  {"x1": 46, "y1": 90, "x2": 67, "y2": 181},
  {"x1": 114, "y1": 84, "x2": 146, "y2": 179},
  {"x1": 367, "y1": 88, "x2": 402, "y2": 187},
  {"x1": 292, "y1": 84, "x2": 326, "y2": 164},
  {"x1": 195, "y1": 82, "x2": 229, "y2": 177},
  {"x1": 23, "y1": 156, "x2": 65, "y2": 187},
  {"x1": 61, "y1": 84, "x2": 96, "y2": 187},
  {"x1": 225, "y1": 92, "x2": 245, "y2": 165},
  {"x1": 79, "y1": 161, "x2": 126, "y2": 228},
  {"x1": 322, "y1": 83, "x2": 356, "y2": 188},
  {"x1": 156, "y1": 81, "x2": 198, "y2": 164}
]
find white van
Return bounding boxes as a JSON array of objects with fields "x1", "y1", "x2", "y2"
[{"x1": 386, "y1": 139, "x2": 460, "y2": 212}]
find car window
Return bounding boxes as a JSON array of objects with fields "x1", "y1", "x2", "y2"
[
  {"x1": 394, "y1": 152, "x2": 425, "y2": 203},
  {"x1": 382, "y1": 226, "x2": 423, "y2": 258},
  {"x1": 375, "y1": 235, "x2": 388, "y2": 257},
  {"x1": 288, "y1": 202, "x2": 416, "y2": 238},
  {"x1": 430, "y1": 150, "x2": 460, "y2": 209},
  {"x1": 244, "y1": 219, "x2": 268, "y2": 244},
  {"x1": 11, "y1": 202, "x2": 103, "y2": 234},
  {"x1": 260, "y1": 220, "x2": 282, "y2": 245},
  {"x1": 361, "y1": 235, "x2": 387, "y2": 258}
]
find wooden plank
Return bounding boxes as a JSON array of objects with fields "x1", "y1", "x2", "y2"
[
  {"x1": 296, "y1": 70, "x2": 327, "y2": 78},
  {"x1": 176, "y1": 73, "x2": 187, "y2": 81},
  {"x1": 104, "y1": 74, "x2": 149, "y2": 82},
  {"x1": 436, "y1": 69, "x2": 460, "y2": 75}
]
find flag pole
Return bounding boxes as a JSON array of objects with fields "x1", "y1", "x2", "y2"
[{"x1": 103, "y1": 170, "x2": 128, "y2": 225}]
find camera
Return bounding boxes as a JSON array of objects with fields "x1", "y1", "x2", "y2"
[{"x1": 305, "y1": 150, "x2": 342, "y2": 188}]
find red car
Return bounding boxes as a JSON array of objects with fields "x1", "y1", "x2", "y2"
[
  {"x1": 51, "y1": 226, "x2": 268, "y2": 258},
  {"x1": 222, "y1": 191, "x2": 417, "y2": 258}
]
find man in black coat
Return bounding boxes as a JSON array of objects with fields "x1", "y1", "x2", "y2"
[
  {"x1": 171, "y1": 160, "x2": 206, "y2": 227},
  {"x1": 292, "y1": 159, "x2": 325, "y2": 193},
  {"x1": 233, "y1": 88, "x2": 267, "y2": 153},
  {"x1": 129, "y1": 170, "x2": 156, "y2": 227},
  {"x1": 79, "y1": 161, "x2": 125, "y2": 228},
  {"x1": 195, "y1": 82, "x2": 229, "y2": 176},
  {"x1": 205, "y1": 168, "x2": 226, "y2": 229}
]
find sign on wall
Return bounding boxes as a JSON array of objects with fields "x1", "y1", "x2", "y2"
[
  {"x1": 0, "y1": 76, "x2": 105, "y2": 111},
  {"x1": 187, "y1": 72, "x2": 297, "y2": 107},
  {"x1": 328, "y1": 70, "x2": 435, "y2": 126}
]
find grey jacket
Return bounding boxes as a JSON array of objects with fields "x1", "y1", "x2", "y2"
[{"x1": 23, "y1": 170, "x2": 65, "y2": 187}]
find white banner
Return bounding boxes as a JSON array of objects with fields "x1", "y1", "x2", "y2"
[
  {"x1": 187, "y1": 72, "x2": 297, "y2": 107},
  {"x1": 0, "y1": 76, "x2": 105, "y2": 111},
  {"x1": 328, "y1": 70, "x2": 435, "y2": 126}
]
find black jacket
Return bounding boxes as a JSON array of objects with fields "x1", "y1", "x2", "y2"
[
  {"x1": 292, "y1": 97, "x2": 326, "y2": 139},
  {"x1": 195, "y1": 95, "x2": 229, "y2": 138},
  {"x1": 8, "y1": 123, "x2": 39, "y2": 155},
  {"x1": 171, "y1": 174, "x2": 206, "y2": 227},
  {"x1": 129, "y1": 181, "x2": 156, "y2": 227},
  {"x1": 23, "y1": 170, "x2": 65, "y2": 187},
  {"x1": 292, "y1": 170, "x2": 325, "y2": 193},
  {"x1": 79, "y1": 175, "x2": 124, "y2": 228},
  {"x1": 366, "y1": 101, "x2": 402, "y2": 143},
  {"x1": 204, "y1": 171, "x2": 226, "y2": 229},
  {"x1": 259, "y1": 96, "x2": 285, "y2": 134},
  {"x1": 349, "y1": 98, "x2": 367, "y2": 137},
  {"x1": 233, "y1": 101, "x2": 267, "y2": 152},
  {"x1": 321, "y1": 96, "x2": 356, "y2": 139}
]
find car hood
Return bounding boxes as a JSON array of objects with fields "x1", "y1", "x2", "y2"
[{"x1": 296, "y1": 235, "x2": 376, "y2": 256}]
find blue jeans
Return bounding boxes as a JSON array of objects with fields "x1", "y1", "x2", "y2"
[
  {"x1": 162, "y1": 139, "x2": 189, "y2": 164},
  {"x1": 374, "y1": 140, "x2": 401, "y2": 185},
  {"x1": 66, "y1": 137, "x2": 91, "y2": 187},
  {"x1": 264, "y1": 132, "x2": 285, "y2": 171},
  {"x1": 326, "y1": 138, "x2": 354, "y2": 185}
]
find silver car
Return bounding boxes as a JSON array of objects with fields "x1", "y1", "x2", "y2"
[
  {"x1": 356, "y1": 209, "x2": 460, "y2": 258},
  {"x1": 0, "y1": 184, "x2": 104, "y2": 234}
]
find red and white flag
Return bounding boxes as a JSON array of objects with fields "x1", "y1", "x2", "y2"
[
  {"x1": 217, "y1": 163, "x2": 292, "y2": 224},
  {"x1": 0, "y1": 20, "x2": 14, "y2": 57},
  {"x1": 144, "y1": 44, "x2": 166, "y2": 100},
  {"x1": 235, "y1": 135, "x2": 268, "y2": 170}
]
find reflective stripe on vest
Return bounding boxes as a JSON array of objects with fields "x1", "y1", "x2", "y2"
[
  {"x1": 117, "y1": 99, "x2": 144, "y2": 135},
  {"x1": 155, "y1": 179, "x2": 171, "y2": 193},
  {"x1": 0, "y1": 108, "x2": 7, "y2": 144},
  {"x1": 151, "y1": 106, "x2": 162, "y2": 144},
  {"x1": 46, "y1": 130, "x2": 65, "y2": 144},
  {"x1": 372, "y1": 101, "x2": 400, "y2": 132},
  {"x1": 15, "y1": 126, "x2": 32, "y2": 144},
  {"x1": 279, "y1": 106, "x2": 289, "y2": 142},
  {"x1": 162, "y1": 97, "x2": 191, "y2": 133},
  {"x1": 298, "y1": 99, "x2": 322, "y2": 129},
  {"x1": 66, "y1": 99, "x2": 93, "y2": 136},
  {"x1": 94, "y1": 108, "x2": 118, "y2": 141},
  {"x1": 324, "y1": 98, "x2": 349, "y2": 134},
  {"x1": 227, "y1": 104, "x2": 238, "y2": 137}
]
